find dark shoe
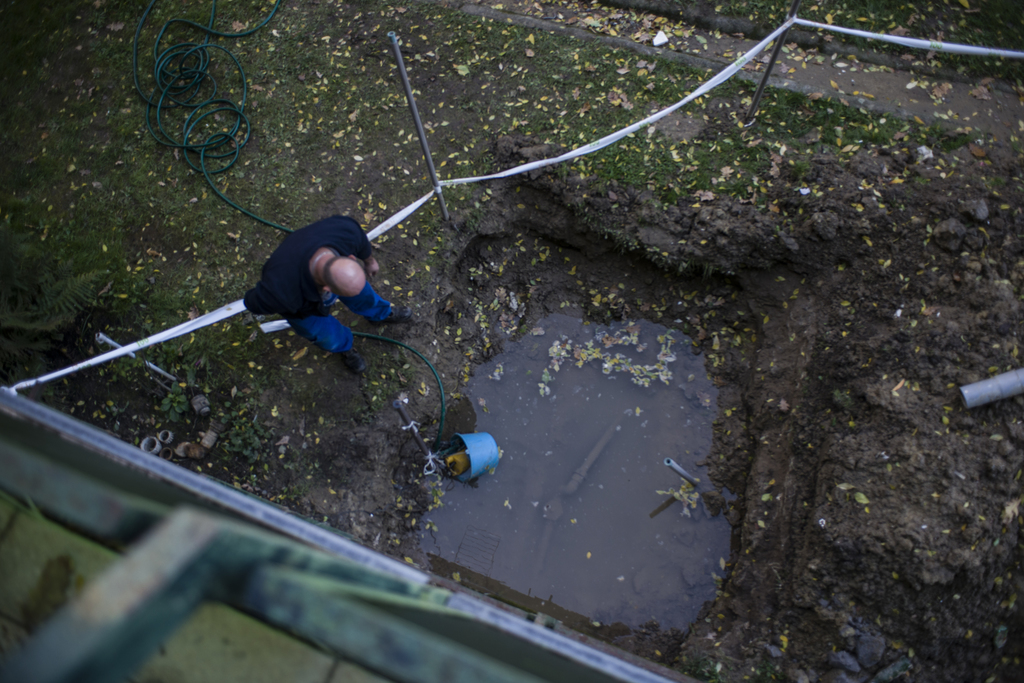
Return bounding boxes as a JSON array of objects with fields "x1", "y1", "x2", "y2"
[
  {"x1": 382, "y1": 305, "x2": 412, "y2": 323},
  {"x1": 339, "y1": 349, "x2": 366, "y2": 374}
]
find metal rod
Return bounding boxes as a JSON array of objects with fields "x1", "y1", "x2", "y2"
[
  {"x1": 388, "y1": 32, "x2": 450, "y2": 221},
  {"x1": 743, "y1": 0, "x2": 803, "y2": 127},
  {"x1": 95, "y1": 333, "x2": 178, "y2": 383},
  {"x1": 664, "y1": 458, "x2": 699, "y2": 488},
  {"x1": 393, "y1": 400, "x2": 431, "y2": 459}
]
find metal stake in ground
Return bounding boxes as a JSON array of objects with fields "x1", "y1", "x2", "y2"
[
  {"x1": 743, "y1": 0, "x2": 803, "y2": 127},
  {"x1": 95, "y1": 332, "x2": 178, "y2": 392},
  {"x1": 388, "y1": 32, "x2": 450, "y2": 222}
]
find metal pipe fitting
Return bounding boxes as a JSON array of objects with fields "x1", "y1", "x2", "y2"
[
  {"x1": 664, "y1": 458, "x2": 699, "y2": 488},
  {"x1": 158, "y1": 430, "x2": 174, "y2": 444},
  {"x1": 191, "y1": 394, "x2": 211, "y2": 417},
  {"x1": 960, "y1": 369, "x2": 1024, "y2": 408},
  {"x1": 140, "y1": 436, "x2": 161, "y2": 454},
  {"x1": 175, "y1": 442, "x2": 205, "y2": 460},
  {"x1": 200, "y1": 420, "x2": 225, "y2": 450}
]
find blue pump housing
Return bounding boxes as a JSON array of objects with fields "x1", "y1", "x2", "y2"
[{"x1": 452, "y1": 432, "x2": 500, "y2": 482}]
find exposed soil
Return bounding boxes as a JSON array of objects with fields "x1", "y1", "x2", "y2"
[
  {"x1": 21, "y1": 2, "x2": 1024, "y2": 683},
  {"x1": 425, "y1": 131, "x2": 1024, "y2": 683},
  {"x1": 68, "y1": 128, "x2": 1024, "y2": 681}
]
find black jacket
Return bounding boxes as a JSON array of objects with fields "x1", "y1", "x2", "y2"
[{"x1": 243, "y1": 215, "x2": 372, "y2": 319}]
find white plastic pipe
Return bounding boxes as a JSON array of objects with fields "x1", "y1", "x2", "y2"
[{"x1": 960, "y1": 369, "x2": 1024, "y2": 408}]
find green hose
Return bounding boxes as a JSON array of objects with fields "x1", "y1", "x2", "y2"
[
  {"x1": 353, "y1": 332, "x2": 447, "y2": 451},
  {"x1": 132, "y1": 4, "x2": 447, "y2": 445},
  {"x1": 132, "y1": 0, "x2": 291, "y2": 233}
]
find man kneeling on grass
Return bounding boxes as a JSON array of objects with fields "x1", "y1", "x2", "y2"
[{"x1": 243, "y1": 215, "x2": 412, "y2": 374}]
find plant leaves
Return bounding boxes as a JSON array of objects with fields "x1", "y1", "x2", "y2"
[{"x1": 854, "y1": 492, "x2": 870, "y2": 505}]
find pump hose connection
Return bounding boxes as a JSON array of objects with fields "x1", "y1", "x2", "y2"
[{"x1": 354, "y1": 332, "x2": 446, "y2": 453}]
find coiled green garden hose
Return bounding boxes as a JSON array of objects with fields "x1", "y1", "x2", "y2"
[
  {"x1": 132, "y1": 0, "x2": 290, "y2": 232},
  {"x1": 131, "y1": 3, "x2": 449, "y2": 444}
]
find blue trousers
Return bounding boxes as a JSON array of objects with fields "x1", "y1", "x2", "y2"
[{"x1": 286, "y1": 282, "x2": 391, "y2": 353}]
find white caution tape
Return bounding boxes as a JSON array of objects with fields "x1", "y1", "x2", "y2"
[
  {"x1": 440, "y1": 19, "x2": 796, "y2": 188},
  {"x1": 794, "y1": 18, "x2": 1024, "y2": 59},
  {"x1": 260, "y1": 320, "x2": 291, "y2": 334},
  {"x1": 363, "y1": 21, "x2": 793, "y2": 237},
  {"x1": 254, "y1": 20, "x2": 795, "y2": 341},
  {"x1": 5, "y1": 17, "x2": 805, "y2": 392},
  {"x1": 6, "y1": 299, "x2": 247, "y2": 394},
  {"x1": 366, "y1": 190, "x2": 434, "y2": 241}
]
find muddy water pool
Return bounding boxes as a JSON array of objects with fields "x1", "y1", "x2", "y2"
[{"x1": 420, "y1": 315, "x2": 730, "y2": 630}]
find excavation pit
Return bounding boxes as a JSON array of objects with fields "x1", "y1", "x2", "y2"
[{"x1": 419, "y1": 314, "x2": 730, "y2": 631}]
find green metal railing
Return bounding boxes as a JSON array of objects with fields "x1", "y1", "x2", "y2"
[{"x1": 0, "y1": 391, "x2": 694, "y2": 683}]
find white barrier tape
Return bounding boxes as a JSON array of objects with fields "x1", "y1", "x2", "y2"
[
  {"x1": 794, "y1": 18, "x2": 1024, "y2": 59},
  {"x1": 440, "y1": 19, "x2": 795, "y2": 187},
  {"x1": 6, "y1": 189, "x2": 438, "y2": 391},
  {"x1": 6, "y1": 191, "x2": 435, "y2": 391},
  {"x1": 6, "y1": 299, "x2": 247, "y2": 394},
  {"x1": 260, "y1": 320, "x2": 291, "y2": 334},
  {"x1": 4, "y1": 18, "x2": 802, "y2": 393},
  {"x1": 366, "y1": 190, "x2": 435, "y2": 241},
  {"x1": 247, "y1": 22, "x2": 792, "y2": 339}
]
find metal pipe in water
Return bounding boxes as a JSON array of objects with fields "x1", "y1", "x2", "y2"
[
  {"x1": 534, "y1": 417, "x2": 623, "y2": 580},
  {"x1": 542, "y1": 417, "x2": 622, "y2": 521},
  {"x1": 562, "y1": 417, "x2": 622, "y2": 496},
  {"x1": 664, "y1": 458, "x2": 699, "y2": 488}
]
